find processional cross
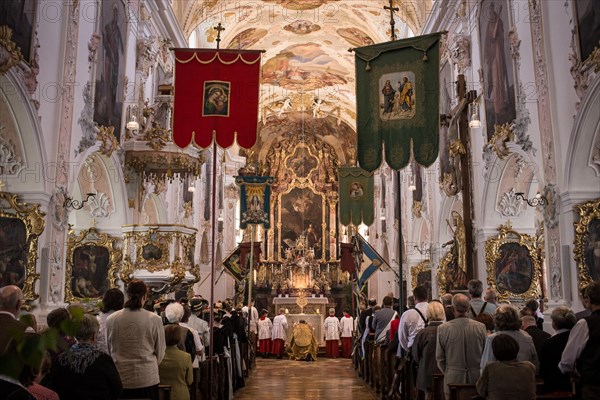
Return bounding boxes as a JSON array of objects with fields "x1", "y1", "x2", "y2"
[
  {"x1": 384, "y1": 0, "x2": 399, "y2": 41},
  {"x1": 214, "y1": 22, "x2": 225, "y2": 49}
]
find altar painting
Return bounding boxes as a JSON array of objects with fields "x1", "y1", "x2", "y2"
[{"x1": 280, "y1": 187, "x2": 323, "y2": 259}]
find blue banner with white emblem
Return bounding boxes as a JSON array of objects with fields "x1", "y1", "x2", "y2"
[{"x1": 235, "y1": 175, "x2": 274, "y2": 229}]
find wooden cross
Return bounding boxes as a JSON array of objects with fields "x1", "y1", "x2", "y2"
[
  {"x1": 214, "y1": 22, "x2": 225, "y2": 49},
  {"x1": 384, "y1": 0, "x2": 399, "y2": 41}
]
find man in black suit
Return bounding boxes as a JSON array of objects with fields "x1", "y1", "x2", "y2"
[
  {"x1": 521, "y1": 315, "x2": 550, "y2": 358},
  {"x1": 359, "y1": 297, "x2": 377, "y2": 337},
  {"x1": 0, "y1": 285, "x2": 27, "y2": 355},
  {"x1": 539, "y1": 306, "x2": 577, "y2": 394}
]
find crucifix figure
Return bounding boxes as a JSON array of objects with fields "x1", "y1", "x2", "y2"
[
  {"x1": 384, "y1": 0, "x2": 399, "y2": 41},
  {"x1": 214, "y1": 22, "x2": 225, "y2": 49}
]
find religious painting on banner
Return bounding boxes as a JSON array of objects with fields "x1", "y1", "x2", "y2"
[
  {"x1": 94, "y1": 0, "x2": 128, "y2": 142},
  {"x1": 173, "y1": 49, "x2": 263, "y2": 149},
  {"x1": 235, "y1": 175, "x2": 274, "y2": 229},
  {"x1": 203, "y1": 81, "x2": 230, "y2": 116},
  {"x1": 338, "y1": 167, "x2": 374, "y2": 227},
  {"x1": 222, "y1": 242, "x2": 262, "y2": 282},
  {"x1": 478, "y1": 0, "x2": 516, "y2": 141},
  {"x1": 354, "y1": 32, "x2": 442, "y2": 172}
]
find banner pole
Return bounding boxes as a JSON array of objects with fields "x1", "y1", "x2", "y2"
[
  {"x1": 208, "y1": 135, "x2": 218, "y2": 374},
  {"x1": 397, "y1": 170, "x2": 405, "y2": 313},
  {"x1": 247, "y1": 225, "x2": 255, "y2": 355}
]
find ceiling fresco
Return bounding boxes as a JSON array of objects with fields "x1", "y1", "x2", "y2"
[{"x1": 173, "y1": 0, "x2": 431, "y2": 161}]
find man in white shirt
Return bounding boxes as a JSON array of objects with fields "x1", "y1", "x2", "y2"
[
  {"x1": 559, "y1": 281, "x2": 600, "y2": 398},
  {"x1": 271, "y1": 308, "x2": 288, "y2": 358},
  {"x1": 188, "y1": 298, "x2": 210, "y2": 355},
  {"x1": 398, "y1": 286, "x2": 429, "y2": 357},
  {"x1": 323, "y1": 308, "x2": 341, "y2": 358},
  {"x1": 241, "y1": 299, "x2": 259, "y2": 335},
  {"x1": 180, "y1": 304, "x2": 205, "y2": 365}
]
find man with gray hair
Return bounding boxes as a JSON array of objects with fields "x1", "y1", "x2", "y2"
[
  {"x1": 483, "y1": 288, "x2": 498, "y2": 305},
  {"x1": 0, "y1": 285, "x2": 27, "y2": 355},
  {"x1": 468, "y1": 279, "x2": 497, "y2": 318},
  {"x1": 436, "y1": 293, "x2": 487, "y2": 399}
]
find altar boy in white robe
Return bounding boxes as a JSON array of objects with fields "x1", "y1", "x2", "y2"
[
  {"x1": 271, "y1": 308, "x2": 288, "y2": 359},
  {"x1": 257, "y1": 309, "x2": 273, "y2": 358},
  {"x1": 340, "y1": 309, "x2": 354, "y2": 358},
  {"x1": 324, "y1": 308, "x2": 341, "y2": 358}
]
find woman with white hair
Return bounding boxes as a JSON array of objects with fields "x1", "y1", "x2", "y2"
[{"x1": 165, "y1": 302, "x2": 201, "y2": 365}]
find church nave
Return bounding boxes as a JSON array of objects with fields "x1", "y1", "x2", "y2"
[{"x1": 235, "y1": 358, "x2": 376, "y2": 400}]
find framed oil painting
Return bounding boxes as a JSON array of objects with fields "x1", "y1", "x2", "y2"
[
  {"x1": 65, "y1": 228, "x2": 121, "y2": 304},
  {"x1": 134, "y1": 229, "x2": 171, "y2": 271},
  {"x1": 94, "y1": 0, "x2": 128, "y2": 142},
  {"x1": 573, "y1": 1, "x2": 600, "y2": 64},
  {"x1": 485, "y1": 222, "x2": 541, "y2": 301},
  {"x1": 279, "y1": 187, "x2": 324, "y2": 260},
  {"x1": 285, "y1": 145, "x2": 319, "y2": 180},
  {"x1": 0, "y1": 192, "x2": 45, "y2": 301},
  {"x1": 573, "y1": 198, "x2": 600, "y2": 290},
  {"x1": 411, "y1": 260, "x2": 432, "y2": 301},
  {"x1": 0, "y1": 0, "x2": 37, "y2": 62},
  {"x1": 478, "y1": 0, "x2": 517, "y2": 141}
]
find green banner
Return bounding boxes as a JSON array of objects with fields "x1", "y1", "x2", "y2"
[
  {"x1": 338, "y1": 167, "x2": 374, "y2": 226},
  {"x1": 354, "y1": 32, "x2": 442, "y2": 172}
]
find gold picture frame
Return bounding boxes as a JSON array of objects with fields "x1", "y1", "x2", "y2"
[
  {"x1": 134, "y1": 228, "x2": 171, "y2": 271},
  {"x1": 411, "y1": 260, "x2": 432, "y2": 300},
  {"x1": 573, "y1": 197, "x2": 600, "y2": 291},
  {"x1": 485, "y1": 222, "x2": 541, "y2": 302},
  {"x1": 65, "y1": 227, "x2": 122, "y2": 304},
  {"x1": 0, "y1": 192, "x2": 45, "y2": 302}
]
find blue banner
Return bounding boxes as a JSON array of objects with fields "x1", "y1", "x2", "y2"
[
  {"x1": 354, "y1": 234, "x2": 390, "y2": 290},
  {"x1": 235, "y1": 175, "x2": 274, "y2": 229}
]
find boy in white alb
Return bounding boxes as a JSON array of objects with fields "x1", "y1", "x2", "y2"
[
  {"x1": 257, "y1": 309, "x2": 273, "y2": 358},
  {"x1": 271, "y1": 308, "x2": 288, "y2": 358},
  {"x1": 340, "y1": 309, "x2": 354, "y2": 358},
  {"x1": 323, "y1": 308, "x2": 341, "y2": 358}
]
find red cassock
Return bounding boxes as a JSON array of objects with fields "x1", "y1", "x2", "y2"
[
  {"x1": 259, "y1": 339, "x2": 272, "y2": 354},
  {"x1": 271, "y1": 338, "x2": 285, "y2": 356},
  {"x1": 341, "y1": 337, "x2": 352, "y2": 358},
  {"x1": 173, "y1": 49, "x2": 262, "y2": 149},
  {"x1": 326, "y1": 340, "x2": 340, "y2": 359}
]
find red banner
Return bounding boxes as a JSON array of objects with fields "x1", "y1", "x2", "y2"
[{"x1": 173, "y1": 49, "x2": 262, "y2": 149}]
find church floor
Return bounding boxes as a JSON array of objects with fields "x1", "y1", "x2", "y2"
[{"x1": 234, "y1": 357, "x2": 377, "y2": 399}]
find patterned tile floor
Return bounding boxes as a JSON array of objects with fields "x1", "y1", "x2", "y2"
[{"x1": 234, "y1": 357, "x2": 377, "y2": 399}]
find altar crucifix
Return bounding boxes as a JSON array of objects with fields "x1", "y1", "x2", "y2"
[{"x1": 384, "y1": 0, "x2": 399, "y2": 41}]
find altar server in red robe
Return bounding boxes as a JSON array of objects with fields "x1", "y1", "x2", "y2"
[
  {"x1": 340, "y1": 309, "x2": 354, "y2": 358},
  {"x1": 257, "y1": 309, "x2": 272, "y2": 358},
  {"x1": 271, "y1": 308, "x2": 288, "y2": 358},
  {"x1": 323, "y1": 308, "x2": 341, "y2": 358}
]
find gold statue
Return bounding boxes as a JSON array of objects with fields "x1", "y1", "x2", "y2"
[{"x1": 443, "y1": 211, "x2": 468, "y2": 290}]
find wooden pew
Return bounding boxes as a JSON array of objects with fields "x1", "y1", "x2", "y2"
[
  {"x1": 432, "y1": 373, "x2": 444, "y2": 400},
  {"x1": 158, "y1": 384, "x2": 171, "y2": 400},
  {"x1": 447, "y1": 383, "x2": 478, "y2": 400}
]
